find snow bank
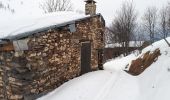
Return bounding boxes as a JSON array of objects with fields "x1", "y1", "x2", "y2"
[
  {"x1": 103, "y1": 54, "x2": 137, "y2": 71},
  {"x1": 104, "y1": 38, "x2": 170, "y2": 72},
  {"x1": 38, "y1": 71, "x2": 114, "y2": 100},
  {"x1": 0, "y1": 11, "x2": 87, "y2": 39},
  {"x1": 142, "y1": 37, "x2": 170, "y2": 53},
  {"x1": 38, "y1": 70, "x2": 140, "y2": 100},
  {"x1": 137, "y1": 37, "x2": 170, "y2": 100}
]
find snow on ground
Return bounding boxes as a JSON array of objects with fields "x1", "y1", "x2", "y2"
[
  {"x1": 38, "y1": 71, "x2": 115, "y2": 100},
  {"x1": 103, "y1": 53, "x2": 137, "y2": 71},
  {"x1": 137, "y1": 37, "x2": 170, "y2": 100},
  {"x1": 38, "y1": 70, "x2": 140, "y2": 100},
  {"x1": 38, "y1": 37, "x2": 170, "y2": 100},
  {"x1": 104, "y1": 37, "x2": 170, "y2": 100},
  {"x1": 0, "y1": 11, "x2": 87, "y2": 39}
]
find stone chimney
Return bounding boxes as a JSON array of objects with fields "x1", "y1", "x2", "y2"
[{"x1": 85, "y1": 0, "x2": 96, "y2": 15}]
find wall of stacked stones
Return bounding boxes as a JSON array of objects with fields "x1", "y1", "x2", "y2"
[{"x1": 0, "y1": 16, "x2": 104, "y2": 100}]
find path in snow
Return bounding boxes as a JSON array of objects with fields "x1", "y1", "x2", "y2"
[
  {"x1": 38, "y1": 70, "x2": 140, "y2": 100},
  {"x1": 93, "y1": 71, "x2": 120, "y2": 100}
]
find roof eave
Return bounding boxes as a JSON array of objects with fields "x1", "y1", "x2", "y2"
[{"x1": 0, "y1": 13, "x2": 105, "y2": 44}]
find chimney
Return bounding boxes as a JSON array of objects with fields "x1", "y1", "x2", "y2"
[{"x1": 85, "y1": 0, "x2": 96, "y2": 15}]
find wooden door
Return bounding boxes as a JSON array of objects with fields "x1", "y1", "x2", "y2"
[{"x1": 81, "y1": 41, "x2": 91, "y2": 74}]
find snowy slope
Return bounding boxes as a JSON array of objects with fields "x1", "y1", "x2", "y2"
[
  {"x1": 137, "y1": 38, "x2": 170, "y2": 100},
  {"x1": 38, "y1": 37, "x2": 170, "y2": 100},
  {"x1": 105, "y1": 37, "x2": 170, "y2": 100},
  {"x1": 103, "y1": 53, "x2": 137, "y2": 71}
]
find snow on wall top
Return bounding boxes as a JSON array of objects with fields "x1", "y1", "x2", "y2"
[{"x1": 0, "y1": 11, "x2": 88, "y2": 39}]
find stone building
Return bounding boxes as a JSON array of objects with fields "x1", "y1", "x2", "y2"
[{"x1": 0, "y1": 0, "x2": 105, "y2": 99}]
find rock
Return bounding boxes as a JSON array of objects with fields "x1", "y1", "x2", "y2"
[
  {"x1": 48, "y1": 40, "x2": 52, "y2": 43},
  {"x1": 49, "y1": 46, "x2": 54, "y2": 49},
  {"x1": 43, "y1": 35, "x2": 48, "y2": 39},
  {"x1": 37, "y1": 52, "x2": 41, "y2": 56},
  {"x1": 9, "y1": 77, "x2": 15, "y2": 82},
  {"x1": 42, "y1": 53, "x2": 47, "y2": 57},
  {"x1": 9, "y1": 95, "x2": 23, "y2": 100},
  {"x1": 54, "y1": 58, "x2": 60, "y2": 62},
  {"x1": 55, "y1": 43, "x2": 58, "y2": 46},
  {"x1": 44, "y1": 47, "x2": 49, "y2": 52},
  {"x1": 0, "y1": 55, "x2": 4, "y2": 60},
  {"x1": 29, "y1": 53, "x2": 37, "y2": 57},
  {"x1": 60, "y1": 34, "x2": 63, "y2": 37},
  {"x1": 10, "y1": 62, "x2": 21, "y2": 68}
]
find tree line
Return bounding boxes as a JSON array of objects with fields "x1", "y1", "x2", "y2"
[
  {"x1": 106, "y1": 1, "x2": 170, "y2": 56},
  {"x1": 0, "y1": 0, "x2": 73, "y2": 14},
  {"x1": 40, "y1": 0, "x2": 73, "y2": 13},
  {"x1": 0, "y1": 1, "x2": 15, "y2": 13}
]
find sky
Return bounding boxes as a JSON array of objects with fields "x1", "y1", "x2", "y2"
[
  {"x1": 0, "y1": 0, "x2": 169, "y2": 26},
  {"x1": 72, "y1": 0, "x2": 169, "y2": 26}
]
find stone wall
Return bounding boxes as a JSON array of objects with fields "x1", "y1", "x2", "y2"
[
  {"x1": 0, "y1": 15, "x2": 105, "y2": 100},
  {"x1": 85, "y1": 3, "x2": 96, "y2": 15},
  {"x1": 128, "y1": 49, "x2": 161, "y2": 75},
  {"x1": 103, "y1": 47, "x2": 140, "y2": 63}
]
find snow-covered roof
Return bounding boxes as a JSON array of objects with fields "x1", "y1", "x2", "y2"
[{"x1": 0, "y1": 11, "x2": 102, "y2": 41}]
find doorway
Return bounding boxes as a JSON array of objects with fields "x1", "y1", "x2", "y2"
[{"x1": 81, "y1": 41, "x2": 91, "y2": 74}]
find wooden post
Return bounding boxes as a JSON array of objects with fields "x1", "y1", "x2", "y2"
[
  {"x1": 164, "y1": 38, "x2": 170, "y2": 47},
  {"x1": 0, "y1": 43, "x2": 14, "y2": 51}
]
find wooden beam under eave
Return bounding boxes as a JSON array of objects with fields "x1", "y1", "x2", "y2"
[{"x1": 0, "y1": 43, "x2": 14, "y2": 51}]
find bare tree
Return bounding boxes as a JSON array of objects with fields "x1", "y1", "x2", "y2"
[
  {"x1": 0, "y1": 2, "x2": 4, "y2": 9},
  {"x1": 105, "y1": 27, "x2": 113, "y2": 45},
  {"x1": 160, "y1": 7, "x2": 170, "y2": 47},
  {"x1": 108, "y1": 1, "x2": 137, "y2": 56},
  {"x1": 133, "y1": 24, "x2": 147, "y2": 41},
  {"x1": 0, "y1": 1, "x2": 15, "y2": 13},
  {"x1": 166, "y1": 2, "x2": 170, "y2": 47},
  {"x1": 143, "y1": 7, "x2": 157, "y2": 43},
  {"x1": 159, "y1": 6, "x2": 169, "y2": 38},
  {"x1": 167, "y1": 2, "x2": 170, "y2": 35},
  {"x1": 40, "y1": 0, "x2": 73, "y2": 13}
]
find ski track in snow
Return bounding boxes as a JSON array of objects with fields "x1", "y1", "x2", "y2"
[{"x1": 94, "y1": 71, "x2": 121, "y2": 100}]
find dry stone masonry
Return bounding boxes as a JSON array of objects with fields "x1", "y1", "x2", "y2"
[
  {"x1": 0, "y1": 15, "x2": 105, "y2": 100},
  {"x1": 128, "y1": 48, "x2": 161, "y2": 75}
]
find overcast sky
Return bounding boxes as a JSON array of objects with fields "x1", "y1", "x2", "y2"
[
  {"x1": 0, "y1": 0, "x2": 169, "y2": 26},
  {"x1": 72, "y1": 0, "x2": 169, "y2": 26}
]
